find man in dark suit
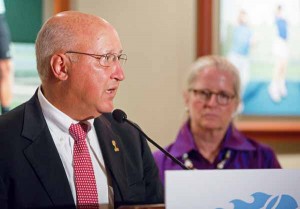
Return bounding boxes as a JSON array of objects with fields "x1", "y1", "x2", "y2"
[{"x1": 0, "y1": 11, "x2": 163, "y2": 209}]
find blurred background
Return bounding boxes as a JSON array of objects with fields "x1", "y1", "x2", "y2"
[{"x1": 4, "y1": 0, "x2": 300, "y2": 168}]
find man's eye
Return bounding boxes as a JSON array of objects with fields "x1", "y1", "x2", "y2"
[
  {"x1": 100, "y1": 55, "x2": 108, "y2": 61},
  {"x1": 107, "y1": 55, "x2": 112, "y2": 60}
]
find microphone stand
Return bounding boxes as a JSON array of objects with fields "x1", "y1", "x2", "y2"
[{"x1": 124, "y1": 118, "x2": 189, "y2": 170}]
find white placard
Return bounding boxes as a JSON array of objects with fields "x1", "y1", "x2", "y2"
[{"x1": 166, "y1": 169, "x2": 300, "y2": 209}]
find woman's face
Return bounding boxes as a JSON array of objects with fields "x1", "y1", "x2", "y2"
[{"x1": 185, "y1": 67, "x2": 239, "y2": 132}]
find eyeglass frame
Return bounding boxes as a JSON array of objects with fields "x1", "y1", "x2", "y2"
[
  {"x1": 64, "y1": 51, "x2": 127, "y2": 67},
  {"x1": 188, "y1": 88, "x2": 236, "y2": 106}
]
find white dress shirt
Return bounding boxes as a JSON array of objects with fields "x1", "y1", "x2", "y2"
[{"x1": 38, "y1": 87, "x2": 113, "y2": 209}]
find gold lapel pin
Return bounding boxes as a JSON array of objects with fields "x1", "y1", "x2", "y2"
[{"x1": 112, "y1": 140, "x2": 120, "y2": 152}]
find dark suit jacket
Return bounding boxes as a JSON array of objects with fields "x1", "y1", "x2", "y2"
[{"x1": 0, "y1": 92, "x2": 163, "y2": 209}]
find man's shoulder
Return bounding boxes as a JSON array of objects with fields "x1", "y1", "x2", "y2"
[
  {"x1": 0, "y1": 103, "x2": 28, "y2": 154},
  {"x1": 0, "y1": 103, "x2": 26, "y2": 127},
  {"x1": 0, "y1": 92, "x2": 39, "y2": 125}
]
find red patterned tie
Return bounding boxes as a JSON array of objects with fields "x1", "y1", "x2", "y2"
[{"x1": 69, "y1": 123, "x2": 99, "y2": 209}]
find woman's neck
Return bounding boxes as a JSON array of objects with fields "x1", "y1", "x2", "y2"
[{"x1": 191, "y1": 123, "x2": 227, "y2": 163}]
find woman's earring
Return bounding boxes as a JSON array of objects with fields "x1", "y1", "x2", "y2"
[{"x1": 185, "y1": 107, "x2": 189, "y2": 113}]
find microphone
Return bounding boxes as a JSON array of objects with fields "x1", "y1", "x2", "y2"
[{"x1": 112, "y1": 109, "x2": 189, "y2": 170}]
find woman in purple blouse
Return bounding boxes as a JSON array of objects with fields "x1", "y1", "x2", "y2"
[{"x1": 153, "y1": 55, "x2": 281, "y2": 185}]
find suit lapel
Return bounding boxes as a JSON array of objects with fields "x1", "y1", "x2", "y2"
[
  {"x1": 94, "y1": 116, "x2": 129, "y2": 201},
  {"x1": 22, "y1": 93, "x2": 75, "y2": 207}
]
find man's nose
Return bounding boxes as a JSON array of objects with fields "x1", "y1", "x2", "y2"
[{"x1": 111, "y1": 62, "x2": 125, "y2": 81}]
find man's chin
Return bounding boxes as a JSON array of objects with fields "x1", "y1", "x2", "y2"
[{"x1": 98, "y1": 103, "x2": 114, "y2": 114}]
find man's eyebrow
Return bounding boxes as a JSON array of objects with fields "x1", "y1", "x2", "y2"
[{"x1": 102, "y1": 49, "x2": 123, "y2": 54}]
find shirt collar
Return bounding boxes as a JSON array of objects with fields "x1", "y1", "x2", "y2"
[
  {"x1": 170, "y1": 120, "x2": 198, "y2": 158},
  {"x1": 170, "y1": 120, "x2": 256, "y2": 158},
  {"x1": 37, "y1": 86, "x2": 94, "y2": 133},
  {"x1": 222, "y1": 123, "x2": 256, "y2": 151}
]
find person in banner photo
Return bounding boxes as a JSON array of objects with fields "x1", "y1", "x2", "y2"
[
  {"x1": 228, "y1": 10, "x2": 255, "y2": 111},
  {"x1": 0, "y1": 0, "x2": 13, "y2": 114},
  {"x1": 268, "y1": 5, "x2": 289, "y2": 103}
]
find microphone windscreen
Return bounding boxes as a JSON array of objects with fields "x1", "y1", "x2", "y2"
[{"x1": 112, "y1": 109, "x2": 127, "y2": 123}]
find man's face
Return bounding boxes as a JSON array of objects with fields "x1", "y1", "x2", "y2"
[
  {"x1": 185, "y1": 67, "x2": 238, "y2": 131},
  {"x1": 68, "y1": 27, "x2": 125, "y2": 118}
]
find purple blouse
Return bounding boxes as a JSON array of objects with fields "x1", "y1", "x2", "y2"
[{"x1": 153, "y1": 121, "x2": 281, "y2": 185}]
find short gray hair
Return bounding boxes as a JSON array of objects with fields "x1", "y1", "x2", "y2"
[
  {"x1": 185, "y1": 55, "x2": 241, "y2": 100},
  {"x1": 35, "y1": 20, "x2": 76, "y2": 82}
]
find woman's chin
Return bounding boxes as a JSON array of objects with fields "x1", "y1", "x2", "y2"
[{"x1": 201, "y1": 121, "x2": 222, "y2": 130}]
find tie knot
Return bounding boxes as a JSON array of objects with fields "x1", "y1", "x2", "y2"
[{"x1": 69, "y1": 123, "x2": 89, "y2": 142}]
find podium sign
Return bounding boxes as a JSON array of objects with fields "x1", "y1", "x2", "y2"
[{"x1": 165, "y1": 169, "x2": 300, "y2": 209}]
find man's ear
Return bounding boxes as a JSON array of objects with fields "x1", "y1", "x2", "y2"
[{"x1": 50, "y1": 54, "x2": 69, "y2": 81}]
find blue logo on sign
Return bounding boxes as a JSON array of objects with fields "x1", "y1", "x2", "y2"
[{"x1": 224, "y1": 192, "x2": 298, "y2": 209}]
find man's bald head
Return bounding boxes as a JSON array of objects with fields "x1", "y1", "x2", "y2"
[{"x1": 35, "y1": 11, "x2": 116, "y2": 82}]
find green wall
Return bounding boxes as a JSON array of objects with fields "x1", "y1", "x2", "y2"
[{"x1": 4, "y1": 0, "x2": 42, "y2": 43}]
